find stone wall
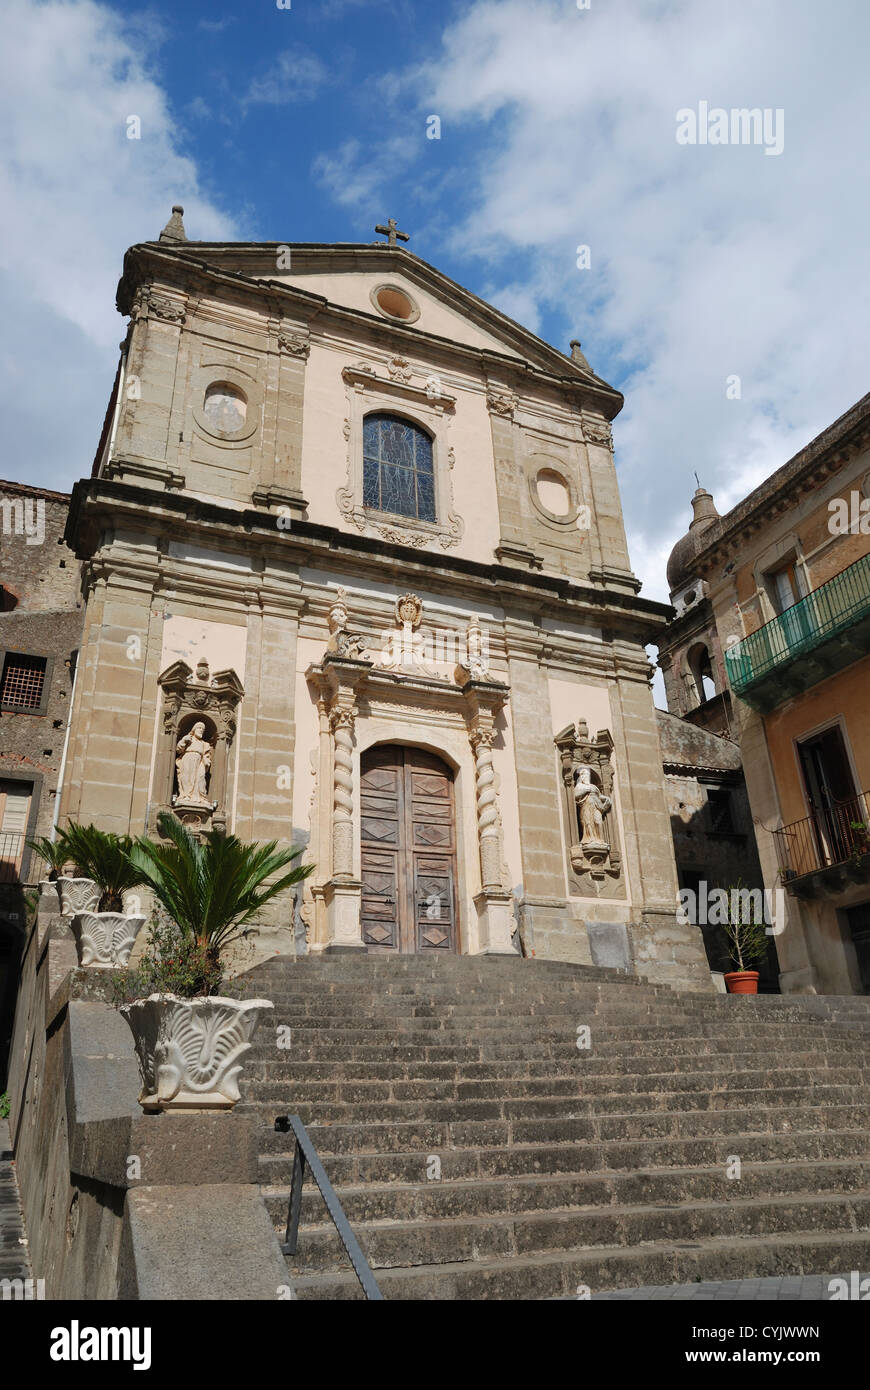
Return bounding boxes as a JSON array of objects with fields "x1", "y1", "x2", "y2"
[{"x1": 6, "y1": 889, "x2": 288, "y2": 1299}]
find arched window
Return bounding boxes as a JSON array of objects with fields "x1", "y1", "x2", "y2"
[
  {"x1": 363, "y1": 413, "x2": 435, "y2": 522},
  {"x1": 687, "y1": 643, "x2": 716, "y2": 705}
]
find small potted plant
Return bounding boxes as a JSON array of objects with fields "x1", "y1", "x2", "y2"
[
  {"x1": 35, "y1": 828, "x2": 101, "y2": 920},
  {"x1": 56, "y1": 823, "x2": 148, "y2": 968},
  {"x1": 26, "y1": 835, "x2": 72, "y2": 913},
  {"x1": 720, "y1": 883, "x2": 769, "y2": 994},
  {"x1": 117, "y1": 812, "x2": 312, "y2": 1112}
]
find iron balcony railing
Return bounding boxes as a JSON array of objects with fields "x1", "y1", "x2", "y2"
[
  {"x1": 0, "y1": 831, "x2": 23, "y2": 884},
  {"x1": 772, "y1": 789, "x2": 870, "y2": 882},
  {"x1": 274, "y1": 1114, "x2": 384, "y2": 1300},
  {"x1": 725, "y1": 551, "x2": 870, "y2": 694}
]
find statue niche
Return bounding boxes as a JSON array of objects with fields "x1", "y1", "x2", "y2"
[
  {"x1": 153, "y1": 659, "x2": 244, "y2": 836},
  {"x1": 555, "y1": 720, "x2": 623, "y2": 891}
]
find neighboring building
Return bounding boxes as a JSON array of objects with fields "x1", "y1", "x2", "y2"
[
  {"x1": 55, "y1": 206, "x2": 712, "y2": 991},
  {"x1": 659, "y1": 487, "x2": 733, "y2": 739},
  {"x1": 664, "y1": 391, "x2": 870, "y2": 994},
  {"x1": 656, "y1": 708, "x2": 776, "y2": 990},
  {"x1": 0, "y1": 480, "x2": 83, "y2": 1082}
]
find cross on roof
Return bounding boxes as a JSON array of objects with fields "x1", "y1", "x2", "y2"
[{"x1": 375, "y1": 217, "x2": 410, "y2": 247}]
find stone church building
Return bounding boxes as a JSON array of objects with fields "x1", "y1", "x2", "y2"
[{"x1": 59, "y1": 207, "x2": 710, "y2": 991}]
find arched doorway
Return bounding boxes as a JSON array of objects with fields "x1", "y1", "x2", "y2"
[{"x1": 360, "y1": 745, "x2": 459, "y2": 953}]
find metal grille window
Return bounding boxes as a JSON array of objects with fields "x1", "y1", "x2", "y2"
[
  {"x1": 1, "y1": 653, "x2": 47, "y2": 710},
  {"x1": 707, "y1": 788, "x2": 736, "y2": 833},
  {"x1": 362, "y1": 414, "x2": 436, "y2": 522}
]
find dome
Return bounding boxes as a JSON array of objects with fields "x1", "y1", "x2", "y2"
[{"x1": 666, "y1": 487, "x2": 720, "y2": 594}]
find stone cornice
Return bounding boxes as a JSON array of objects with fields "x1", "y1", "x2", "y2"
[{"x1": 65, "y1": 477, "x2": 671, "y2": 641}]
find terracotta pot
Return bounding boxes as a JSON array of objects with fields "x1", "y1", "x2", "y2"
[
  {"x1": 120, "y1": 994, "x2": 274, "y2": 1112},
  {"x1": 724, "y1": 970, "x2": 760, "y2": 995}
]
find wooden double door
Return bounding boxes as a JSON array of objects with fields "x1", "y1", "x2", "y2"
[{"x1": 360, "y1": 745, "x2": 459, "y2": 953}]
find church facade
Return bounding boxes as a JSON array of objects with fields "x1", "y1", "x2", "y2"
[{"x1": 59, "y1": 208, "x2": 710, "y2": 991}]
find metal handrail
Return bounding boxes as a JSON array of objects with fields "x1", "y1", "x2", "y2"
[
  {"x1": 274, "y1": 1114, "x2": 384, "y2": 1301},
  {"x1": 772, "y1": 789, "x2": 870, "y2": 880},
  {"x1": 0, "y1": 831, "x2": 23, "y2": 884},
  {"x1": 725, "y1": 551, "x2": 870, "y2": 691}
]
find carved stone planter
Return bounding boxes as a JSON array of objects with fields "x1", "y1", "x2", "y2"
[
  {"x1": 38, "y1": 879, "x2": 61, "y2": 912},
  {"x1": 69, "y1": 911, "x2": 146, "y2": 968},
  {"x1": 57, "y1": 877, "x2": 100, "y2": 918},
  {"x1": 120, "y1": 994, "x2": 274, "y2": 1112}
]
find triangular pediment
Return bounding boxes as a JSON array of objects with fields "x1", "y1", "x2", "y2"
[{"x1": 130, "y1": 240, "x2": 619, "y2": 405}]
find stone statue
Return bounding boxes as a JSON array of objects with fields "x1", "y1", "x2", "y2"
[
  {"x1": 327, "y1": 587, "x2": 369, "y2": 660},
  {"x1": 175, "y1": 721, "x2": 213, "y2": 806},
  {"x1": 573, "y1": 765, "x2": 611, "y2": 848}
]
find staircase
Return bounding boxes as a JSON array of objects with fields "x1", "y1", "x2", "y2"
[{"x1": 231, "y1": 955, "x2": 870, "y2": 1300}]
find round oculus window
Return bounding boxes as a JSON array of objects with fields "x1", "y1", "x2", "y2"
[
  {"x1": 203, "y1": 383, "x2": 247, "y2": 433},
  {"x1": 370, "y1": 283, "x2": 421, "y2": 324},
  {"x1": 535, "y1": 468, "x2": 572, "y2": 517}
]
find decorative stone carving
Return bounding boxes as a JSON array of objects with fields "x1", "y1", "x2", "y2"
[
  {"x1": 279, "y1": 329, "x2": 310, "y2": 358},
  {"x1": 555, "y1": 720, "x2": 623, "y2": 886},
  {"x1": 455, "y1": 614, "x2": 492, "y2": 683},
  {"x1": 57, "y1": 877, "x2": 100, "y2": 918},
  {"x1": 486, "y1": 386, "x2": 518, "y2": 418},
  {"x1": 120, "y1": 994, "x2": 274, "y2": 1111},
  {"x1": 148, "y1": 293, "x2": 186, "y2": 326},
  {"x1": 70, "y1": 911, "x2": 146, "y2": 969},
  {"x1": 387, "y1": 355, "x2": 413, "y2": 383},
  {"x1": 326, "y1": 587, "x2": 370, "y2": 660},
  {"x1": 396, "y1": 593, "x2": 423, "y2": 628},
  {"x1": 154, "y1": 660, "x2": 244, "y2": 836},
  {"x1": 582, "y1": 412, "x2": 613, "y2": 449}
]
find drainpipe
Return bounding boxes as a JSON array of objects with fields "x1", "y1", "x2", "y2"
[{"x1": 51, "y1": 650, "x2": 79, "y2": 839}]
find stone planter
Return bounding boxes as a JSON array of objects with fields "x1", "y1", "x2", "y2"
[
  {"x1": 120, "y1": 994, "x2": 274, "y2": 1112},
  {"x1": 38, "y1": 879, "x2": 61, "y2": 912},
  {"x1": 57, "y1": 877, "x2": 100, "y2": 918},
  {"x1": 69, "y1": 911, "x2": 146, "y2": 968}
]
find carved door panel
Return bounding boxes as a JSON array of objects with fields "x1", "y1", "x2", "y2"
[{"x1": 360, "y1": 746, "x2": 458, "y2": 953}]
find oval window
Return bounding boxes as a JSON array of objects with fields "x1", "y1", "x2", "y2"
[
  {"x1": 371, "y1": 284, "x2": 420, "y2": 323},
  {"x1": 536, "y1": 468, "x2": 572, "y2": 517},
  {"x1": 203, "y1": 383, "x2": 247, "y2": 433}
]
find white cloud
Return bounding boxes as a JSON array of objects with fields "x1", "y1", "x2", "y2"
[
  {"x1": 0, "y1": 0, "x2": 239, "y2": 491},
  {"x1": 335, "y1": 0, "x2": 870, "y2": 606},
  {"x1": 243, "y1": 48, "x2": 328, "y2": 108}
]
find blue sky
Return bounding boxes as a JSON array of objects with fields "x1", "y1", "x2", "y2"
[{"x1": 2, "y1": 0, "x2": 869, "y2": 609}]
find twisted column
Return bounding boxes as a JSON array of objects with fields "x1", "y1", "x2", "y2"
[
  {"x1": 470, "y1": 726, "x2": 502, "y2": 890},
  {"x1": 329, "y1": 705, "x2": 355, "y2": 878}
]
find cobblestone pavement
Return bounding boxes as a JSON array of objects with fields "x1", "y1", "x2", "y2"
[
  {"x1": 0, "y1": 1118, "x2": 32, "y2": 1287},
  {"x1": 591, "y1": 1272, "x2": 868, "y2": 1300}
]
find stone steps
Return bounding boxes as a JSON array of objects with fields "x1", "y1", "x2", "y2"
[
  {"x1": 228, "y1": 954, "x2": 870, "y2": 1299},
  {"x1": 267, "y1": 1189, "x2": 870, "y2": 1275},
  {"x1": 263, "y1": 1157, "x2": 870, "y2": 1225},
  {"x1": 287, "y1": 1230, "x2": 870, "y2": 1301}
]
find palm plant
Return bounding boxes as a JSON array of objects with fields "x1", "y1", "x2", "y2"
[
  {"x1": 26, "y1": 835, "x2": 70, "y2": 881},
  {"x1": 129, "y1": 812, "x2": 313, "y2": 962},
  {"x1": 55, "y1": 823, "x2": 148, "y2": 913}
]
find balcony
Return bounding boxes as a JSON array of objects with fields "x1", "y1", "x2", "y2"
[
  {"x1": 773, "y1": 790, "x2": 870, "y2": 896},
  {"x1": 725, "y1": 551, "x2": 870, "y2": 711}
]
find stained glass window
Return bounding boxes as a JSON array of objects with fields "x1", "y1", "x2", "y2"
[{"x1": 363, "y1": 414, "x2": 436, "y2": 522}]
